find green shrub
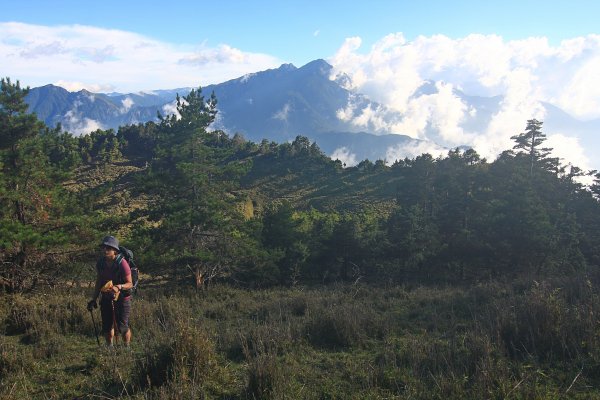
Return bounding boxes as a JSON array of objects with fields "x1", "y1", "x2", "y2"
[
  {"x1": 242, "y1": 328, "x2": 293, "y2": 400},
  {"x1": 245, "y1": 353, "x2": 285, "y2": 400},
  {"x1": 4, "y1": 292, "x2": 94, "y2": 339},
  {"x1": 134, "y1": 320, "x2": 234, "y2": 397},
  {"x1": 305, "y1": 306, "x2": 366, "y2": 350},
  {"x1": 0, "y1": 337, "x2": 33, "y2": 380},
  {"x1": 135, "y1": 339, "x2": 174, "y2": 388},
  {"x1": 496, "y1": 281, "x2": 600, "y2": 363}
]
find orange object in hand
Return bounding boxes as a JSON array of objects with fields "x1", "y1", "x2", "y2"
[{"x1": 100, "y1": 280, "x2": 119, "y2": 301}]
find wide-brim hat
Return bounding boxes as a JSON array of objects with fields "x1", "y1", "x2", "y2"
[{"x1": 100, "y1": 235, "x2": 119, "y2": 250}]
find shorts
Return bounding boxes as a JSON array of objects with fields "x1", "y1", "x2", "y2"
[{"x1": 100, "y1": 296, "x2": 131, "y2": 335}]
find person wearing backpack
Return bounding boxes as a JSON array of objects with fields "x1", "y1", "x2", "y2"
[{"x1": 87, "y1": 235, "x2": 133, "y2": 347}]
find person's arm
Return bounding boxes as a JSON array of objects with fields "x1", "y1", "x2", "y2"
[
  {"x1": 116, "y1": 273, "x2": 133, "y2": 291},
  {"x1": 112, "y1": 259, "x2": 133, "y2": 293},
  {"x1": 88, "y1": 265, "x2": 102, "y2": 310},
  {"x1": 90, "y1": 273, "x2": 101, "y2": 301}
]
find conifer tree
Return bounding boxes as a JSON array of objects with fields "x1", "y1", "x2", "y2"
[
  {"x1": 1, "y1": 78, "x2": 45, "y2": 287},
  {"x1": 591, "y1": 171, "x2": 600, "y2": 199},
  {"x1": 145, "y1": 88, "x2": 252, "y2": 284},
  {"x1": 0, "y1": 78, "x2": 42, "y2": 150},
  {"x1": 0, "y1": 78, "x2": 86, "y2": 290},
  {"x1": 510, "y1": 119, "x2": 557, "y2": 177}
]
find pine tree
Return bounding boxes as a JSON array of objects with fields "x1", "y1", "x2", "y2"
[
  {"x1": 591, "y1": 171, "x2": 600, "y2": 199},
  {"x1": 145, "y1": 88, "x2": 250, "y2": 284},
  {"x1": 0, "y1": 78, "x2": 89, "y2": 291},
  {"x1": 510, "y1": 119, "x2": 557, "y2": 178},
  {"x1": 0, "y1": 78, "x2": 42, "y2": 150}
]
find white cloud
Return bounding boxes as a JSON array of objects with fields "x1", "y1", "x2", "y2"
[
  {"x1": 178, "y1": 44, "x2": 249, "y2": 65},
  {"x1": 120, "y1": 97, "x2": 134, "y2": 113},
  {"x1": 385, "y1": 141, "x2": 447, "y2": 164},
  {"x1": 346, "y1": 104, "x2": 395, "y2": 133},
  {"x1": 331, "y1": 34, "x2": 422, "y2": 114},
  {"x1": 1, "y1": 22, "x2": 282, "y2": 92},
  {"x1": 426, "y1": 82, "x2": 472, "y2": 144},
  {"x1": 474, "y1": 68, "x2": 546, "y2": 161},
  {"x1": 63, "y1": 107, "x2": 104, "y2": 135},
  {"x1": 77, "y1": 118, "x2": 103, "y2": 134},
  {"x1": 209, "y1": 106, "x2": 227, "y2": 132},
  {"x1": 555, "y1": 55, "x2": 600, "y2": 119},
  {"x1": 335, "y1": 81, "x2": 473, "y2": 144},
  {"x1": 331, "y1": 147, "x2": 357, "y2": 167},
  {"x1": 240, "y1": 73, "x2": 255, "y2": 83},
  {"x1": 330, "y1": 33, "x2": 600, "y2": 168},
  {"x1": 161, "y1": 101, "x2": 181, "y2": 119},
  {"x1": 545, "y1": 133, "x2": 595, "y2": 185},
  {"x1": 54, "y1": 80, "x2": 115, "y2": 93},
  {"x1": 272, "y1": 103, "x2": 291, "y2": 121},
  {"x1": 546, "y1": 133, "x2": 591, "y2": 171}
]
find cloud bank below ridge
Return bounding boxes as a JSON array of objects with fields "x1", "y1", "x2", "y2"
[{"x1": 329, "y1": 33, "x2": 600, "y2": 171}]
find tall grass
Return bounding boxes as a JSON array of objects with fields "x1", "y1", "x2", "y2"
[{"x1": 1, "y1": 277, "x2": 600, "y2": 398}]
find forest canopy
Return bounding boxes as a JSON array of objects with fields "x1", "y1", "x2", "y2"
[{"x1": 2, "y1": 77, "x2": 600, "y2": 291}]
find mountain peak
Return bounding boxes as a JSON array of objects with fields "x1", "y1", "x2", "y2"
[
  {"x1": 303, "y1": 59, "x2": 331, "y2": 68},
  {"x1": 37, "y1": 84, "x2": 69, "y2": 93},
  {"x1": 278, "y1": 63, "x2": 297, "y2": 71},
  {"x1": 300, "y1": 59, "x2": 332, "y2": 74}
]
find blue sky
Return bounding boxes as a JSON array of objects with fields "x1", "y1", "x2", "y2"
[
  {"x1": 6, "y1": 0, "x2": 599, "y2": 67},
  {"x1": 2, "y1": 0, "x2": 600, "y2": 171}
]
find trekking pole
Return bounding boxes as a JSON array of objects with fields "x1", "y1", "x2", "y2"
[
  {"x1": 90, "y1": 309, "x2": 100, "y2": 346},
  {"x1": 112, "y1": 300, "x2": 118, "y2": 345}
]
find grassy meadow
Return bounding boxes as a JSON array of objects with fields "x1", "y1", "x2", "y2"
[{"x1": 2, "y1": 274, "x2": 600, "y2": 399}]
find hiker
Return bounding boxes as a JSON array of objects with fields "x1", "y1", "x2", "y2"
[{"x1": 87, "y1": 235, "x2": 133, "y2": 346}]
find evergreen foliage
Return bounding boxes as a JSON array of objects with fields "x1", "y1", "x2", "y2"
[
  {"x1": 511, "y1": 118, "x2": 559, "y2": 176},
  {"x1": 0, "y1": 78, "x2": 97, "y2": 291},
  {"x1": 1, "y1": 76, "x2": 600, "y2": 289}
]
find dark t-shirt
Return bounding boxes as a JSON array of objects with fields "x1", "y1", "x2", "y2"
[{"x1": 98, "y1": 257, "x2": 131, "y2": 301}]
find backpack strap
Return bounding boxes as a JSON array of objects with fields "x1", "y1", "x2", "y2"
[
  {"x1": 97, "y1": 255, "x2": 124, "y2": 282},
  {"x1": 113, "y1": 254, "x2": 124, "y2": 284},
  {"x1": 115, "y1": 254, "x2": 134, "y2": 296}
]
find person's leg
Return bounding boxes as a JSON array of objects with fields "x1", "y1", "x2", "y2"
[
  {"x1": 105, "y1": 329, "x2": 114, "y2": 345},
  {"x1": 124, "y1": 327, "x2": 131, "y2": 345},
  {"x1": 100, "y1": 298, "x2": 115, "y2": 345},
  {"x1": 116, "y1": 298, "x2": 132, "y2": 345}
]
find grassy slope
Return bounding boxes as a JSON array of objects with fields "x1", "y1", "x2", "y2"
[
  {"x1": 68, "y1": 151, "x2": 400, "y2": 230},
  {"x1": 241, "y1": 153, "x2": 399, "y2": 213}
]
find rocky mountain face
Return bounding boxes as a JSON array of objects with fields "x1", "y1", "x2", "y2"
[
  {"x1": 26, "y1": 59, "x2": 417, "y2": 163},
  {"x1": 25, "y1": 59, "x2": 600, "y2": 168}
]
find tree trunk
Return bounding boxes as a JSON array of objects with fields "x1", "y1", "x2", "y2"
[{"x1": 194, "y1": 267, "x2": 205, "y2": 290}]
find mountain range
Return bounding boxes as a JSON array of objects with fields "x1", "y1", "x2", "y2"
[{"x1": 24, "y1": 59, "x2": 600, "y2": 170}]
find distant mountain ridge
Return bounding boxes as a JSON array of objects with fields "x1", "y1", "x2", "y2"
[
  {"x1": 25, "y1": 59, "x2": 600, "y2": 168},
  {"x1": 26, "y1": 85, "x2": 162, "y2": 133},
  {"x1": 25, "y1": 59, "x2": 378, "y2": 138},
  {"x1": 201, "y1": 59, "x2": 372, "y2": 140},
  {"x1": 26, "y1": 59, "x2": 420, "y2": 163}
]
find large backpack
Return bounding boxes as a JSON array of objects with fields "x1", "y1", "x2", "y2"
[
  {"x1": 118, "y1": 246, "x2": 139, "y2": 295},
  {"x1": 97, "y1": 246, "x2": 139, "y2": 296}
]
